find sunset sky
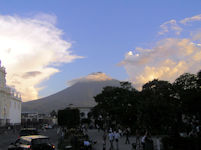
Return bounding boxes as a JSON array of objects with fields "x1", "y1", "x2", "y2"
[{"x1": 0, "y1": 0, "x2": 201, "y2": 101}]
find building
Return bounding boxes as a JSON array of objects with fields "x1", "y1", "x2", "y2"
[
  {"x1": 68, "y1": 105, "x2": 92, "y2": 119},
  {"x1": 0, "y1": 63, "x2": 21, "y2": 126},
  {"x1": 21, "y1": 112, "x2": 57, "y2": 127},
  {"x1": 78, "y1": 107, "x2": 92, "y2": 119}
]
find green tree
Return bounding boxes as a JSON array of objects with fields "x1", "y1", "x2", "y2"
[
  {"x1": 50, "y1": 110, "x2": 57, "y2": 117},
  {"x1": 139, "y1": 79, "x2": 178, "y2": 134},
  {"x1": 58, "y1": 108, "x2": 80, "y2": 128},
  {"x1": 173, "y1": 72, "x2": 201, "y2": 119},
  {"x1": 197, "y1": 70, "x2": 201, "y2": 88},
  {"x1": 93, "y1": 82, "x2": 139, "y2": 128}
]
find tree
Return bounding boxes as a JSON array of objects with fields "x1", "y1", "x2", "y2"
[
  {"x1": 197, "y1": 70, "x2": 201, "y2": 88},
  {"x1": 93, "y1": 82, "x2": 139, "y2": 128},
  {"x1": 58, "y1": 108, "x2": 80, "y2": 128},
  {"x1": 173, "y1": 73, "x2": 198, "y2": 90},
  {"x1": 173, "y1": 72, "x2": 201, "y2": 119},
  {"x1": 139, "y1": 79, "x2": 178, "y2": 134},
  {"x1": 50, "y1": 110, "x2": 57, "y2": 117}
]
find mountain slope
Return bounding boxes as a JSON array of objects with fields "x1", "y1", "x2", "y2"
[{"x1": 22, "y1": 79, "x2": 120, "y2": 113}]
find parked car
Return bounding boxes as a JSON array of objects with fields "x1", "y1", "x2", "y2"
[
  {"x1": 8, "y1": 135, "x2": 55, "y2": 150},
  {"x1": 19, "y1": 128, "x2": 39, "y2": 137}
]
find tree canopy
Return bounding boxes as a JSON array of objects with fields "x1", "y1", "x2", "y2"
[{"x1": 92, "y1": 69, "x2": 201, "y2": 135}]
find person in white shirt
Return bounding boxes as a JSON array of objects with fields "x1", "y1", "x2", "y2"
[{"x1": 118, "y1": 128, "x2": 122, "y2": 137}]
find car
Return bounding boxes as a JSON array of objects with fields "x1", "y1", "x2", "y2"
[
  {"x1": 8, "y1": 135, "x2": 55, "y2": 150},
  {"x1": 19, "y1": 128, "x2": 39, "y2": 137}
]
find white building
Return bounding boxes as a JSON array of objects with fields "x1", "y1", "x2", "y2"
[
  {"x1": 68, "y1": 105, "x2": 92, "y2": 119},
  {"x1": 79, "y1": 107, "x2": 92, "y2": 119},
  {"x1": 0, "y1": 64, "x2": 21, "y2": 126}
]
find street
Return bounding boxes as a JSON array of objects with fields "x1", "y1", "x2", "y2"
[
  {"x1": 0, "y1": 130, "x2": 18, "y2": 150},
  {"x1": 88, "y1": 129, "x2": 134, "y2": 150},
  {"x1": 0, "y1": 128, "x2": 161, "y2": 150},
  {"x1": 0, "y1": 128, "x2": 58, "y2": 150}
]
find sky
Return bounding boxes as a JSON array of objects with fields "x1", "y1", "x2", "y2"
[{"x1": 0, "y1": 0, "x2": 201, "y2": 101}]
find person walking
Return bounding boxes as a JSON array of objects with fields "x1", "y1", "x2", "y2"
[
  {"x1": 108, "y1": 131, "x2": 114, "y2": 150},
  {"x1": 141, "y1": 131, "x2": 147, "y2": 150},
  {"x1": 141, "y1": 131, "x2": 153, "y2": 150},
  {"x1": 135, "y1": 129, "x2": 141, "y2": 150},
  {"x1": 125, "y1": 128, "x2": 130, "y2": 144},
  {"x1": 102, "y1": 131, "x2": 107, "y2": 150},
  {"x1": 114, "y1": 130, "x2": 120, "y2": 150},
  {"x1": 118, "y1": 128, "x2": 123, "y2": 137}
]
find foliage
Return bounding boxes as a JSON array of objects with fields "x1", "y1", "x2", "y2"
[
  {"x1": 162, "y1": 136, "x2": 201, "y2": 150},
  {"x1": 92, "y1": 69, "x2": 201, "y2": 135},
  {"x1": 93, "y1": 82, "x2": 139, "y2": 128},
  {"x1": 50, "y1": 110, "x2": 57, "y2": 117},
  {"x1": 58, "y1": 108, "x2": 80, "y2": 128},
  {"x1": 173, "y1": 72, "x2": 201, "y2": 119},
  {"x1": 139, "y1": 79, "x2": 178, "y2": 134}
]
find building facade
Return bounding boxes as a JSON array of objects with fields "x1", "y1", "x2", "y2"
[
  {"x1": 21, "y1": 112, "x2": 57, "y2": 127},
  {"x1": 0, "y1": 64, "x2": 21, "y2": 126}
]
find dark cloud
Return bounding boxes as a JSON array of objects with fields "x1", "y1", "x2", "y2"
[{"x1": 23, "y1": 71, "x2": 42, "y2": 79}]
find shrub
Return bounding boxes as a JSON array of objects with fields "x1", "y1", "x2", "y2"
[{"x1": 162, "y1": 136, "x2": 201, "y2": 150}]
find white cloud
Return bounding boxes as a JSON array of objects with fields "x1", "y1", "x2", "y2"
[
  {"x1": 67, "y1": 72, "x2": 112, "y2": 86},
  {"x1": 0, "y1": 14, "x2": 83, "y2": 101},
  {"x1": 180, "y1": 14, "x2": 201, "y2": 24},
  {"x1": 158, "y1": 19, "x2": 182, "y2": 35},
  {"x1": 121, "y1": 15, "x2": 201, "y2": 90}
]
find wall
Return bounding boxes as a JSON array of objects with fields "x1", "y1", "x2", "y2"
[{"x1": 9, "y1": 98, "x2": 21, "y2": 125}]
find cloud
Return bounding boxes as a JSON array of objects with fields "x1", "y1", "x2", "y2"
[
  {"x1": 0, "y1": 14, "x2": 83, "y2": 101},
  {"x1": 22, "y1": 71, "x2": 42, "y2": 79},
  {"x1": 121, "y1": 15, "x2": 201, "y2": 90},
  {"x1": 180, "y1": 14, "x2": 201, "y2": 24},
  {"x1": 67, "y1": 72, "x2": 112, "y2": 86},
  {"x1": 158, "y1": 19, "x2": 182, "y2": 35}
]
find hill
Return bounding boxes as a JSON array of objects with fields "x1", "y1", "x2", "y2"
[{"x1": 22, "y1": 73, "x2": 120, "y2": 113}]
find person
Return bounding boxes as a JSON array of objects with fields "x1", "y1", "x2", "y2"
[
  {"x1": 118, "y1": 128, "x2": 122, "y2": 137},
  {"x1": 135, "y1": 129, "x2": 141, "y2": 150},
  {"x1": 108, "y1": 131, "x2": 114, "y2": 150},
  {"x1": 145, "y1": 132, "x2": 153, "y2": 150},
  {"x1": 102, "y1": 140, "x2": 106, "y2": 150},
  {"x1": 96, "y1": 124, "x2": 100, "y2": 132},
  {"x1": 84, "y1": 138, "x2": 91, "y2": 150},
  {"x1": 109, "y1": 127, "x2": 113, "y2": 133},
  {"x1": 141, "y1": 131, "x2": 153, "y2": 150},
  {"x1": 114, "y1": 130, "x2": 120, "y2": 150},
  {"x1": 102, "y1": 131, "x2": 107, "y2": 150},
  {"x1": 125, "y1": 128, "x2": 130, "y2": 144},
  {"x1": 57, "y1": 127, "x2": 60, "y2": 135},
  {"x1": 141, "y1": 131, "x2": 147, "y2": 150}
]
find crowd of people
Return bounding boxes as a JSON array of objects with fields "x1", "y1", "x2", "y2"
[
  {"x1": 99, "y1": 126, "x2": 153, "y2": 150},
  {"x1": 56, "y1": 123, "x2": 154, "y2": 150}
]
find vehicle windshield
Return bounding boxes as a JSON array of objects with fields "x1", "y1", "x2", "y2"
[
  {"x1": 20, "y1": 130, "x2": 38, "y2": 136},
  {"x1": 32, "y1": 138, "x2": 49, "y2": 145}
]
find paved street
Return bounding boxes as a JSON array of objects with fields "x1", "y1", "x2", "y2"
[
  {"x1": 88, "y1": 129, "x2": 162, "y2": 150},
  {"x1": 88, "y1": 129, "x2": 135, "y2": 150},
  {"x1": 0, "y1": 128, "x2": 161, "y2": 150},
  {"x1": 0, "y1": 130, "x2": 19, "y2": 150},
  {"x1": 0, "y1": 128, "x2": 58, "y2": 150}
]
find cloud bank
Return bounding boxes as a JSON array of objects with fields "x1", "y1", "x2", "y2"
[
  {"x1": 0, "y1": 14, "x2": 83, "y2": 101},
  {"x1": 121, "y1": 14, "x2": 201, "y2": 89},
  {"x1": 67, "y1": 72, "x2": 112, "y2": 86}
]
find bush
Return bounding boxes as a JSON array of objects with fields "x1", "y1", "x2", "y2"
[
  {"x1": 162, "y1": 136, "x2": 201, "y2": 150},
  {"x1": 58, "y1": 108, "x2": 80, "y2": 128},
  {"x1": 81, "y1": 118, "x2": 90, "y2": 124}
]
